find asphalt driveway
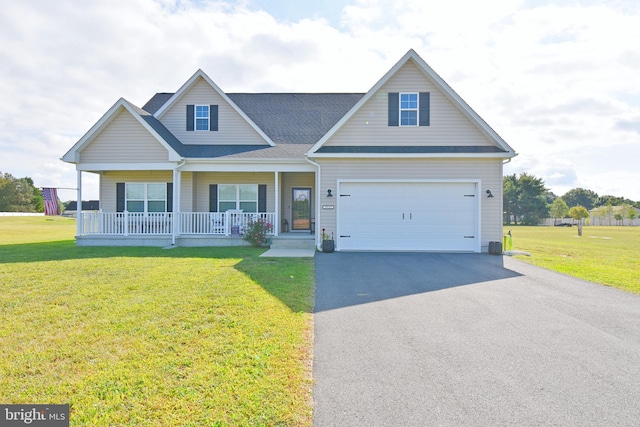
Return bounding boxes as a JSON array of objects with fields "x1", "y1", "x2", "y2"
[{"x1": 313, "y1": 253, "x2": 640, "y2": 426}]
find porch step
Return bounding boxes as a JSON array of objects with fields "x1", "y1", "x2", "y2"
[{"x1": 270, "y1": 235, "x2": 316, "y2": 250}]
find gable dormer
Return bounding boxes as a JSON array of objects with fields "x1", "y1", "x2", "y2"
[
  {"x1": 309, "y1": 50, "x2": 516, "y2": 158},
  {"x1": 154, "y1": 70, "x2": 274, "y2": 146},
  {"x1": 61, "y1": 98, "x2": 182, "y2": 164}
]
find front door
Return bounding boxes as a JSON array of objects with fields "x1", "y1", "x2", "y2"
[{"x1": 292, "y1": 187, "x2": 311, "y2": 231}]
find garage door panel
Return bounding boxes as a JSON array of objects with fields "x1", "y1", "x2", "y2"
[{"x1": 338, "y1": 182, "x2": 478, "y2": 252}]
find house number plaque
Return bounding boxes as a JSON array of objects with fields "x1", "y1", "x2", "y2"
[{"x1": 322, "y1": 205, "x2": 335, "y2": 210}]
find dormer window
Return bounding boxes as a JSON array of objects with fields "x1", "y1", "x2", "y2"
[
  {"x1": 388, "y1": 92, "x2": 430, "y2": 127},
  {"x1": 195, "y1": 105, "x2": 209, "y2": 130},
  {"x1": 400, "y1": 93, "x2": 418, "y2": 126},
  {"x1": 186, "y1": 104, "x2": 219, "y2": 131}
]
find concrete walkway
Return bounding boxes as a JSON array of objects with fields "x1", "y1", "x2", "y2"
[
  {"x1": 313, "y1": 252, "x2": 640, "y2": 426},
  {"x1": 259, "y1": 248, "x2": 316, "y2": 257}
]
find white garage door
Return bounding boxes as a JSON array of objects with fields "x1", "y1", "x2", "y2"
[{"x1": 337, "y1": 182, "x2": 479, "y2": 251}]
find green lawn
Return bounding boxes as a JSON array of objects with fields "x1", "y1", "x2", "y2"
[
  {"x1": 505, "y1": 225, "x2": 640, "y2": 294},
  {"x1": 0, "y1": 217, "x2": 314, "y2": 426}
]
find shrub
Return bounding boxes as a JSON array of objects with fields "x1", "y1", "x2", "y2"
[{"x1": 243, "y1": 218, "x2": 273, "y2": 247}]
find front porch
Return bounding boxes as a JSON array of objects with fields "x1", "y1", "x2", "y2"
[
  {"x1": 74, "y1": 168, "x2": 319, "y2": 247},
  {"x1": 76, "y1": 211, "x2": 317, "y2": 248}
]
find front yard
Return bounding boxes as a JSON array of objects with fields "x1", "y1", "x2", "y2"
[
  {"x1": 506, "y1": 225, "x2": 640, "y2": 294},
  {"x1": 0, "y1": 217, "x2": 314, "y2": 426}
]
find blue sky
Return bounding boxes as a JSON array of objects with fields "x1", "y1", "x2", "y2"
[
  {"x1": 245, "y1": 0, "x2": 344, "y2": 25},
  {"x1": 1, "y1": 0, "x2": 639, "y2": 201}
]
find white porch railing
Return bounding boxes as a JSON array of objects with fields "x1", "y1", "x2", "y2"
[
  {"x1": 80, "y1": 211, "x2": 276, "y2": 236},
  {"x1": 179, "y1": 211, "x2": 277, "y2": 236},
  {"x1": 82, "y1": 212, "x2": 173, "y2": 235}
]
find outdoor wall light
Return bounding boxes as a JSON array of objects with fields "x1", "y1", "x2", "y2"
[
  {"x1": 486, "y1": 189, "x2": 494, "y2": 198},
  {"x1": 326, "y1": 189, "x2": 333, "y2": 197}
]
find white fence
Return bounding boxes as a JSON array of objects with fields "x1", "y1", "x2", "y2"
[
  {"x1": 541, "y1": 217, "x2": 640, "y2": 226},
  {"x1": 81, "y1": 211, "x2": 276, "y2": 236}
]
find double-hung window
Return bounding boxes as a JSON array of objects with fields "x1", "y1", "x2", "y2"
[
  {"x1": 400, "y1": 93, "x2": 419, "y2": 126},
  {"x1": 126, "y1": 183, "x2": 167, "y2": 213},
  {"x1": 195, "y1": 105, "x2": 210, "y2": 131},
  {"x1": 218, "y1": 184, "x2": 258, "y2": 212}
]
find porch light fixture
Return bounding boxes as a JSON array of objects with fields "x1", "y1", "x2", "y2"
[
  {"x1": 486, "y1": 189, "x2": 494, "y2": 198},
  {"x1": 326, "y1": 189, "x2": 333, "y2": 197}
]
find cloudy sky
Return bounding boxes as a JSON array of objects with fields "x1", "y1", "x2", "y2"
[{"x1": 1, "y1": 0, "x2": 639, "y2": 202}]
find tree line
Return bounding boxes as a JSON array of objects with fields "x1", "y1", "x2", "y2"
[
  {"x1": 504, "y1": 173, "x2": 639, "y2": 225},
  {"x1": 0, "y1": 172, "x2": 44, "y2": 212}
]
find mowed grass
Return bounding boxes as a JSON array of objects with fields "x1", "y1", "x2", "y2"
[
  {"x1": 505, "y1": 225, "x2": 640, "y2": 294},
  {"x1": 0, "y1": 217, "x2": 314, "y2": 426}
]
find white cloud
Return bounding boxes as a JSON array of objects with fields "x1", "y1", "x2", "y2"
[{"x1": 1, "y1": 0, "x2": 639, "y2": 202}]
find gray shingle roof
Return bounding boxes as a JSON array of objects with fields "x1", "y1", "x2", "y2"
[
  {"x1": 142, "y1": 93, "x2": 173, "y2": 114},
  {"x1": 228, "y1": 93, "x2": 363, "y2": 144},
  {"x1": 142, "y1": 92, "x2": 364, "y2": 146},
  {"x1": 137, "y1": 92, "x2": 505, "y2": 159}
]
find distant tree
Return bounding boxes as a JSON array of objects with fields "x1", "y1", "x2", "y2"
[
  {"x1": 623, "y1": 204, "x2": 637, "y2": 225},
  {"x1": 503, "y1": 174, "x2": 519, "y2": 225},
  {"x1": 562, "y1": 188, "x2": 598, "y2": 210},
  {"x1": 544, "y1": 190, "x2": 558, "y2": 206},
  {"x1": 594, "y1": 195, "x2": 635, "y2": 208},
  {"x1": 549, "y1": 198, "x2": 569, "y2": 221},
  {"x1": 503, "y1": 173, "x2": 549, "y2": 225},
  {"x1": 614, "y1": 212, "x2": 624, "y2": 225},
  {"x1": 604, "y1": 203, "x2": 614, "y2": 225},
  {"x1": 568, "y1": 205, "x2": 590, "y2": 223},
  {"x1": 0, "y1": 172, "x2": 42, "y2": 212},
  {"x1": 591, "y1": 206, "x2": 607, "y2": 225}
]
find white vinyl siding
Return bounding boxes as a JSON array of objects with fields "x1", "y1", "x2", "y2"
[
  {"x1": 323, "y1": 60, "x2": 495, "y2": 147},
  {"x1": 100, "y1": 171, "x2": 173, "y2": 212},
  {"x1": 317, "y1": 158, "x2": 503, "y2": 251},
  {"x1": 159, "y1": 78, "x2": 269, "y2": 145},
  {"x1": 80, "y1": 110, "x2": 169, "y2": 163},
  {"x1": 180, "y1": 172, "x2": 195, "y2": 212}
]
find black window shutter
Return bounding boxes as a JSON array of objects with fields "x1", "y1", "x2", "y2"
[
  {"x1": 419, "y1": 92, "x2": 430, "y2": 126},
  {"x1": 258, "y1": 184, "x2": 267, "y2": 212},
  {"x1": 209, "y1": 184, "x2": 218, "y2": 212},
  {"x1": 116, "y1": 183, "x2": 125, "y2": 212},
  {"x1": 388, "y1": 93, "x2": 399, "y2": 126},
  {"x1": 186, "y1": 105, "x2": 194, "y2": 131},
  {"x1": 210, "y1": 105, "x2": 218, "y2": 131},
  {"x1": 166, "y1": 183, "x2": 173, "y2": 213}
]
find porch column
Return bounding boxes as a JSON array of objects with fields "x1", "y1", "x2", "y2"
[
  {"x1": 76, "y1": 170, "x2": 83, "y2": 236},
  {"x1": 172, "y1": 168, "x2": 181, "y2": 245},
  {"x1": 274, "y1": 171, "x2": 279, "y2": 236}
]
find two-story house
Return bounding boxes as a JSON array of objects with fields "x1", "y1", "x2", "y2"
[{"x1": 62, "y1": 49, "x2": 516, "y2": 252}]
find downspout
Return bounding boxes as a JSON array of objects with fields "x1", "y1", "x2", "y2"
[
  {"x1": 172, "y1": 160, "x2": 186, "y2": 246},
  {"x1": 305, "y1": 155, "x2": 322, "y2": 250}
]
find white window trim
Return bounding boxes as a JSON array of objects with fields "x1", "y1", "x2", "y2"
[
  {"x1": 218, "y1": 184, "x2": 259, "y2": 212},
  {"x1": 195, "y1": 105, "x2": 210, "y2": 131},
  {"x1": 399, "y1": 92, "x2": 419, "y2": 127},
  {"x1": 125, "y1": 182, "x2": 167, "y2": 213}
]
